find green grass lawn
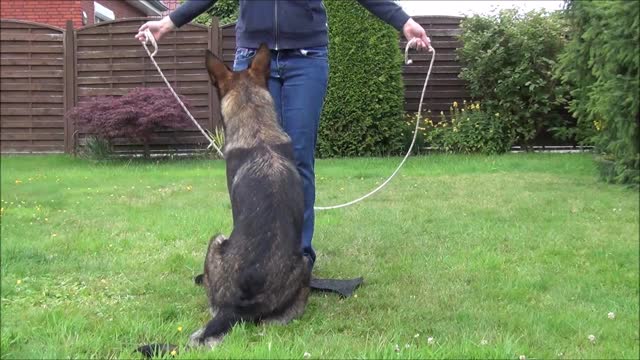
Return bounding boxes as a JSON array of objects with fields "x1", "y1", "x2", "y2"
[{"x1": 1, "y1": 153, "x2": 638, "y2": 359}]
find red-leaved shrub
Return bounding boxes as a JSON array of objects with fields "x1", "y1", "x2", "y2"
[{"x1": 67, "y1": 87, "x2": 195, "y2": 157}]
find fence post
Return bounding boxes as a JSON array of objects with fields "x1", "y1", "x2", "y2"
[
  {"x1": 63, "y1": 20, "x2": 76, "y2": 153},
  {"x1": 208, "y1": 18, "x2": 221, "y2": 131}
]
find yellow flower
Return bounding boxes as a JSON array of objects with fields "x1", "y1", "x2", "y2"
[
  {"x1": 177, "y1": 326, "x2": 183, "y2": 332},
  {"x1": 453, "y1": 101, "x2": 458, "y2": 108},
  {"x1": 593, "y1": 120, "x2": 603, "y2": 131},
  {"x1": 16, "y1": 279, "x2": 22, "y2": 285},
  {"x1": 170, "y1": 349, "x2": 177, "y2": 356},
  {"x1": 15, "y1": 179, "x2": 22, "y2": 184}
]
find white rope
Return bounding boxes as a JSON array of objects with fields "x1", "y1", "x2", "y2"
[
  {"x1": 314, "y1": 39, "x2": 435, "y2": 211},
  {"x1": 142, "y1": 29, "x2": 224, "y2": 157},
  {"x1": 140, "y1": 33, "x2": 435, "y2": 211}
]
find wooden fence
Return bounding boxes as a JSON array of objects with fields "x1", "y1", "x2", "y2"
[
  {"x1": 1, "y1": 16, "x2": 467, "y2": 154},
  {"x1": 402, "y1": 16, "x2": 468, "y2": 113},
  {"x1": 1, "y1": 18, "x2": 222, "y2": 154},
  {"x1": 1, "y1": 20, "x2": 66, "y2": 153}
]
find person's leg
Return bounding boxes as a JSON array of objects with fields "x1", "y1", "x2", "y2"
[
  {"x1": 278, "y1": 47, "x2": 330, "y2": 268},
  {"x1": 232, "y1": 46, "x2": 329, "y2": 269}
]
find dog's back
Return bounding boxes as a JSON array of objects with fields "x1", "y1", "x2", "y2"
[{"x1": 193, "y1": 44, "x2": 310, "y2": 346}]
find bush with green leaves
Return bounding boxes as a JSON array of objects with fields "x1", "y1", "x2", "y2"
[
  {"x1": 318, "y1": 0, "x2": 405, "y2": 157},
  {"x1": 457, "y1": 9, "x2": 568, "y2": 151},
  {"x1": 418, "y1": 101, "x2": 511, "y2": 154},
  {"x1": 187, "y1": 0, "x2": 239, "y2": 26},
  {"x1": 556, "y1": 0, "x2": 639, "y2": 185}
]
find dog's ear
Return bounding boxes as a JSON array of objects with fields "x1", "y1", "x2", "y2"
[
  {"x1": 248, "y1": 44, "x2": 270, "y2": 87},
  {"x1": 205, "y1": 49, "x2": 232, "y2": 93}
]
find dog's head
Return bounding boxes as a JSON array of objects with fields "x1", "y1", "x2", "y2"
[{"x1": 205, "y1": 44, "x2": 270, "y2": 99}]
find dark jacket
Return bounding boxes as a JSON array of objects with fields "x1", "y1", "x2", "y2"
[{"x1": 170, "y1": 0, "x2": 410, "y2": 50}]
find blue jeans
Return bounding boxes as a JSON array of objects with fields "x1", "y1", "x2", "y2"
[{"x1": 233, "y1": 46, "x2": 329, "y2": 268}]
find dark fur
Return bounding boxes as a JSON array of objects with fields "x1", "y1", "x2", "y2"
[
  {"x1": 137, "y1": 44, "x2": 309, "y2": 357},
  {"x1": 191, "y1": 44, "x2": 310, "y2": 347}
]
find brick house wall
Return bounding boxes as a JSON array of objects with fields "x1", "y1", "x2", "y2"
[
  {"x1": 1, "y1": 0, "x2": 159, "y2": 28},
  {"x1": 1, "y1": 0, "x2": 82, "y2": 29},
  {"x1": 81, "y1": 0, "x2": 148, "y2": 27},
  {"x1": 162, "y1": 0, "x2": 181, "y2": 14}
]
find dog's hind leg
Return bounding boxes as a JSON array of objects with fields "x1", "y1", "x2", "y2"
[
  {"x1": 188, "y1": 308, "x2": 240, "y2": 348},
  {"x1": 194, "y1": 234, "x2": 228, "y2": 286},
  {"x1": 261, "y1": 285, "x2": 310, "y2": 325},
  {"x1": 262, "y1": 255, "x2": 311, "y2": 325}
]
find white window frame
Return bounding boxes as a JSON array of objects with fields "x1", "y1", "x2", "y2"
[{"x1": 94, "y1": 2, "x2": 115, "y2": 23}]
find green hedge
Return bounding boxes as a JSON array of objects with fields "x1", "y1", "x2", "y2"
[
  {"x1": 317, "y1": 0, "x2": 405, "y2": 157},
  {"x1": 191, "y1": 0, "x2": 406, "y2": 157},
  {"x1": 556, "y1": 0, "x2": 639, "y2": 185},
  {"x1": 457, "y1": 9, "x2": 568, "y2": 151}
]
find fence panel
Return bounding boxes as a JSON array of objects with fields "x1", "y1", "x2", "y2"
[
  {"x1": 0, "y1": 20, "x2": 66, "y2": 153},
  {"x1": 74, "y1": 18, "x2": 219, "y2": 154},
  {"x1": 0, "y1": 16, "x2": 469, "y2": 154},
  {"x1": 401, "y1": 16, "x2": 469, "y2": 114}
]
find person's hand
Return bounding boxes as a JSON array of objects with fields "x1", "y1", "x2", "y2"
[
  {"x1": 135, "y1": 16, "x2": 176, "y2": 43},
  {"x1": 403, "y1": 18, "x2": 431, "y2": 51}
]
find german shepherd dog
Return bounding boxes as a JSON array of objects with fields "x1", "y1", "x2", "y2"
[
  {"x1": 137, "y1": 44, "x2": 310, "y2": 357},
  {"x1": 191, "y1": 43, "x2": 311, "y2": 346}
]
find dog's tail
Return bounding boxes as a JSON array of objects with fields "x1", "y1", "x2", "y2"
[{"x1": 135, "y1": 343, "x2": 178, "y2": 358}]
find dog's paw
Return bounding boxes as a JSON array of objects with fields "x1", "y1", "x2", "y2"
[{"x1": 188, "y1": 327, "x2": 223, "y2": 349}]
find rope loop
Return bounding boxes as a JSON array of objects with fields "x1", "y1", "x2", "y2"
[
  {"x1": 141, "y1": 29, "x2": 224, "y2": 157},
  {"x1": 313, "y1": 39, "x2": 436, "y2": 211},
  {"x1": 140, "y1": 32, "x2": 435, "y2": 211}
]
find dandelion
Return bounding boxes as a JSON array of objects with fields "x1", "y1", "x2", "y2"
[
  {"x1": 452, "y1": 101, "x2": 458, "y2": 108},
  {"x1": 170, "y1": 349, "x2": 177, "y2": 356},
  {"x1": 588, "y1": 334, "x2": 596, "y2": 343},
  {"x1": 177, "y1": 326, "x2": 183, "y2": 332},
  {"x1": 15, "y1": 179, "x2": 22, "y2": 184},
  {"x1": 186, "y1": 185, "x2": 193, "y2": 191},
  {"x1": 52, "y1": 233, "x2": 57, "y2": 237},
  {"x1": 16, "y1": 279, "x2": 22, "y2": 285},
  {"x1": 303, "y1": 352, "x2": 311, "y2": 359},
  {"x1": 608, "y1": 312, "x2": 615, "y2": 319}
]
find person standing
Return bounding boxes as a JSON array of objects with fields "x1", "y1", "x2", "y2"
[{"x1": 135, "y1": 0, "x2": 431, "y2": 270}]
